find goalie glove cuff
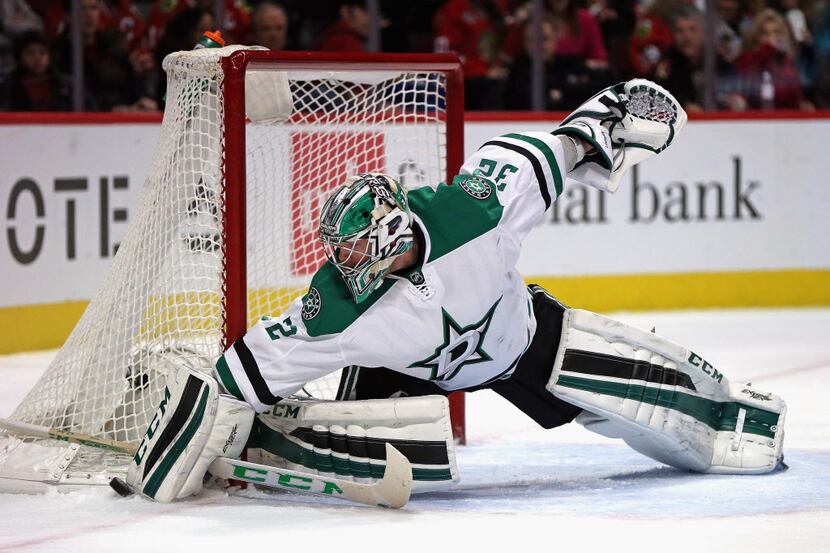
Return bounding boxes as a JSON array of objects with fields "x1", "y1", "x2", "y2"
[{"x1": 552, "y1": 119, "x2": 613, "y2": 171}]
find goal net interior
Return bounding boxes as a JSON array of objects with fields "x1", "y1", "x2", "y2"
[{"x1": 0, "y1": 46, "x2": 462, "y2": 490}]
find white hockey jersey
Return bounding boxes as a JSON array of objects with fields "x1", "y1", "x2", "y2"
[{"x1": 217, "y1": 131, "x2": 569, "y2": 412}]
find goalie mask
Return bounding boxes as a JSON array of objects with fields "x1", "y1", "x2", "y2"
[{"x1": 319, "y1": 173, "x2": 414, "y2": 303}]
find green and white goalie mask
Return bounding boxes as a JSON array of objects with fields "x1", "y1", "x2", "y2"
[{"x1": 319, "y1": 173, "x2": 414, "y2": 303}]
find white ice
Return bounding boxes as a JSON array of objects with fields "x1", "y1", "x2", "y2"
[{"x1": 1, "y1": 309, "x2": 828, "y2": 552}]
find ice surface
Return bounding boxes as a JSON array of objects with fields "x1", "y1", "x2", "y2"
[{"x1": 1, "y1": 309, "x2": 828, "y2": 552}]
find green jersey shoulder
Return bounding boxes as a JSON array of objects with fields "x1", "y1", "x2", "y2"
[
  {"x1": 410, "y1": 175, "x2": 503, "y2": 262},
  {"x1": 300, "y1": 262, "x2": 394, "y2": 338}
]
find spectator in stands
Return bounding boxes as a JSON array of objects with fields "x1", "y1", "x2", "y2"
[
  {"x1": 591, "y1": 0, "x2": 636, "y2": 74},
  {"x1": 143, "y1": 0, "x2": 182, "y2": 53},
  {"x1": 99, "y1": 1, "x2": 159, "y2": 108},
  {"x1": 191, "y1": 0, "x2": 250, "y2": 44},
  {"x1": 380, "y1": 1, "x2": 446, "y2": 53},
  {"x1": 654, "y1": 5, "x2": 743, "y2": 111},
  {"x1": 814, "y1": 0, "x2": 830, "y2": 106},
  {"x1": 5, "y1": 31, "x2": 72, "y2": 110},
  {"x1": 154, "y1": 6, "x2": 214, "y2": 105},
  {"x1": 504, "y1": 16, "x2": 613, "y2": 110},
  {"x1": 547, "y1": 0, "x2": 608, "y2": 68},
  {"x1": 318, "y1": 0, "x2": 368, "y2": 52},
  {"x1": 144, "y1": 0, "x2": 249, "y2": 49},
  {"x1": 154, "y1": 6, "x2": 214, "y2": 62},
  {"x1": 0, "y1": 0, "x2": 43, "y2": 37},
  {"x1": 775, "y1": 0, "x2": 816, "y2": 101},
  {"x1": 777, "y1": 0, "x2": 812, "y2": 49},
  {"x1": 627, "y1": 0, "x2": 674, "y2": 79},
  {"x1": 26, "y1": 0, "x2": 67, "y2": 39},
  {"x1": 0, "y1": 0, "x2": 44, "y2": 99},
  {"x1": 714, "y1": 0, "x2": 768, "y2": 62},
  {"x1": 53, "y1": 0, "x2": 156, "y2": 111},
  {"x1": 250, "y1": 2, "x2": 289, "y2": 51},
  {"x1": 105, "y1": 0, "x2": 145, "y2": 50},
  {"x1": 434, "y1": 0, "x2": 518, "y2": 109},
  {"x1": 0, "y1": 26, "x2": 14, "y2": 93},
  {"x1": 735, "y1": 8, "x2": 811, "y2": 109}
]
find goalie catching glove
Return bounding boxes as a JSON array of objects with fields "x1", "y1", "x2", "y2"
[
  {"x1": 126, "y1": 366, "x2": 255, "y2": 502},
  {"x1": 553, "y1": 79, "x2": 688, "y2": 193}
]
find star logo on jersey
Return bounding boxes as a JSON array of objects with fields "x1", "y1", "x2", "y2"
[
  {"x1": 408, "y1": 297, "x2": 502, "y2": 382},
  {"x1": 301, "y1": 287, "x2": 322, "y2": 320},
  {"x1": 458, "y1": 176, "x2": 492, "y2": 199}
]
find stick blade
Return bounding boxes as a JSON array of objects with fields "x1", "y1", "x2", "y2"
[{"x1": 374, "y1": 443, "x2": 413, "y2": 509}]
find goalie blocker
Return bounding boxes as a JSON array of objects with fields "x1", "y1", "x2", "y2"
[
  {"x1": 126, "y1": 366, "x2": 255, "y2": 502},
  {"x1": 124, "y1": 364, "x2": 458, "y2": 502}
]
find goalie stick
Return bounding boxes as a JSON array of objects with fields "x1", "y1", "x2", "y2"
[
  {"x1": 206, "y1": 445, "x2": 411, "y2": 509},
  {"x1": 0, "y1": 416, "x2": 413, "y2": 509},
  {"x1": 0, "y1": 416, "x2": 138, "y2": 454}
]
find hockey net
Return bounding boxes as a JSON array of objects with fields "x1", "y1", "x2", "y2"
[{"x1": 0, "y1": 47, "x2": 464, "y2": 490}]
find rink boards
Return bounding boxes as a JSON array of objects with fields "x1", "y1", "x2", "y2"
[{"x1": 0, "y1": 113, "x2": 828, "y2": 353}]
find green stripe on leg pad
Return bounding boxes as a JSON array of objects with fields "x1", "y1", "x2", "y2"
[
  {"x1": 144, "y1": 386, "x2": 210, "y2": 498},
  {"x1": 557, "y1": 374, "x2": 779, "y2": 438}
]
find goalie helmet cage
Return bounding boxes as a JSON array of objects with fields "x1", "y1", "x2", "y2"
[{"x1": 0, "y1": 47, "x2": 465, "y2": 492}]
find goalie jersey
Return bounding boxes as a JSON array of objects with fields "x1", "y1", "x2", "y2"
[{"x1": 217, "y1": 132, "x2": 569, "y2": 412}]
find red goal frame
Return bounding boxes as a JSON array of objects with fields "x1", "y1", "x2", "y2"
[{"x1": 219, "y1": 50, "x2": 467, "y2": 443}]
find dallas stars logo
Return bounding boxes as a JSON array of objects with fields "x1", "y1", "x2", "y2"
[
  {"x1": 458, "y1": 176, "x2": 492, "y2": 199},
  {"x1": 408, "y1": 297, "x2": 501, "y2": 382},
  {"x1": 301, "y1": 287, "x2": 321, "y2": 320}
]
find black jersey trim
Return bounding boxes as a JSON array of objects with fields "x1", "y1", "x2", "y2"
[
  {"x1": 233, "y1": 338, "x2": 281, "y2": 405},
  {"x1": 481, "y1": 139, "x2": 552, "y2": 209},
  {"x1": 335, "y1": 365, "x2": 360, "y2": 400}
]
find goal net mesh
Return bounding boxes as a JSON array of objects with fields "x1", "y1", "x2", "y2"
[{"x1": 0, "y1": 47, "x2": 449, "y2": 481}]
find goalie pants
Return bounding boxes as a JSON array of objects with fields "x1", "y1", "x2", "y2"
[{"x1": 336, "y1": 284, "x2": 583, "y2": 429}]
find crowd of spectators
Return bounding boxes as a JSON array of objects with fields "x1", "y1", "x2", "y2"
[{"x1": 1, "y1": 0, "x2": 828, "y2": 112}]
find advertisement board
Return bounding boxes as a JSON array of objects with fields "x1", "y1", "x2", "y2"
[{"x1": 1, "y1": 113, "x2": 828, "y2": 352}]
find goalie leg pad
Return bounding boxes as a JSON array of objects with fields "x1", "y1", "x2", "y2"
[
  {"x1": 250, "y1": 395, "x2": 458, "y2": 493},
  {"x1": 127, "y1": 366, "x2": 254, "y2": 502},
  {"x1": 547, "y1": 309, "x2": 786, "y2": 474}
]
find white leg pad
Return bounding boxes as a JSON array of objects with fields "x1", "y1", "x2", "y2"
[
  {"x1": 127, "y1": 366, "x2": 254, "y2": 502},
  {"x1": 251, "y1": 395, "x2": 459, "y2": 492},
  {"x1": 547, "y1": 309, "x2": 786, "y2": 474}
]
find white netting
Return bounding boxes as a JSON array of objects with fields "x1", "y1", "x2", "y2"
[{"x1": 0, "y1": 47, "x2": 449, "y2": 486}]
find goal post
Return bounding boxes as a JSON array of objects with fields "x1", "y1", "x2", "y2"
[{"x1": 0, "y1": 47, "x2": 465, "y2": 491}]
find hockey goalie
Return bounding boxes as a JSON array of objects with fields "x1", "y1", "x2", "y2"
[{"x1": 125, "y1": 80, "x2": 786, "y2": 504}]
